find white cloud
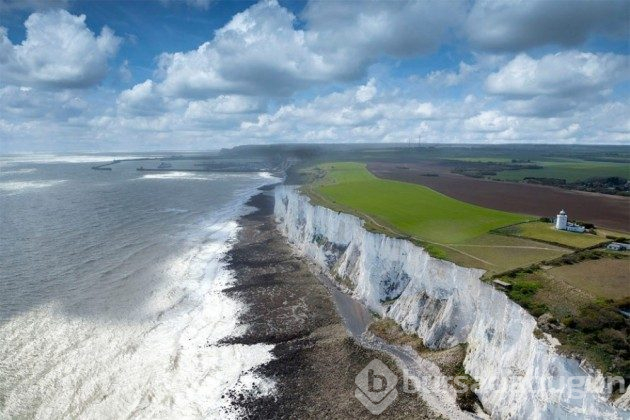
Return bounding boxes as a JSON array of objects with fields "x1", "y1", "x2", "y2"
[
  {"x1": 303, "y1": 0, "x2": 465, "y2": 72},
  {"x1": 185, "y1": 95, "x2": 263, "y2": 121},
  {"x1": 427, "y1": 62, "x2": 476, "y2": 87},
  {"x1": 0, "y1": 85, "x2": 87, "y2": 120},
  {"x1": 465, "y1": 110, "x2": 515, "y2": 132},
  {"x1": 117, "y1": 80, "x2": 168, "y2": 116},
  {"x1": 0, "y1": 10, "x2": 121, "y2": 89},
  {"x1": 355, "y1": 78, "x2": 377, "y2": 103},
  {"x1": 1, "y1": 1, "x2": 628, "y2": 152},
  {"x1": 154, "y1": 0, "x2": 338, "y2": 99},
  {"x1": 467, "y1": 0, "x2": 629, "y2": 51},
  {"x1": 485, "y1": 51, "x2": 629, "y2": 116},
  {"x1": 486, "y1": 52, "x2": 628, "y2": 98},
  {"x1": 142, "y1": 0, "x2": 465, "y2": 101}
]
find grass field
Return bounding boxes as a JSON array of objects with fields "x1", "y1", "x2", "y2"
[
  {"x1": 547, "y1": 258, "x2": 630, "y2": 300},
  {"x1": 309, "y1": 162, "x2": 531, "y2": 244},
  {"x1": 447, "y1": 234, "x2": 569, "y2": 273},
  {"x1": 493, "y1": 160, "x2": 630, "y2": 182},
  {"x1": 303, "y1": 163, "x2": 574, "y2": 272},
  {"x1": 301, "y1": 161, "x2": 628, "y2": 377},
  {"x1": 496, "y1": 222, "x2": 608, "y2": 249},
  {"x1": 498, "y1": 255, "x2": 630, "y2": 377}
]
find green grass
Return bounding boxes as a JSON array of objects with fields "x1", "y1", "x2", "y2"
[
  {"x1": 494, "y1": 160, "x2": 630, "y2": 182},
  {"x1": 448, "y1": 234, "x2": 569, "y2": 273},
  {"x1": 308, "y1": 162, "x2": 531, "y2": 244},
  {"x1": 497, "y1": 263, "x2": 630, "y2": 378},
  {"x1": 548, "y1": 257, "x2": 630, "y2": 300},
  {"x1": 498, "y1": 222, "x2": 607, "y2": 249}
]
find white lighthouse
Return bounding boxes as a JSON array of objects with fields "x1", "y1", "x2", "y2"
[{"x1": 555, "y1": 210, "x2": 568, "y2": 230}]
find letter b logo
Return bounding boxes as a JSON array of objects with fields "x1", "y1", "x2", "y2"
[{"x1": 355, "y1": 359, "x2": 398, "y2": 415}]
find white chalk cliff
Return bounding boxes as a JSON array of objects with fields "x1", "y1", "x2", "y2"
[{"x1": 274, "y1": 185, "x2": 628, "y2": 419}]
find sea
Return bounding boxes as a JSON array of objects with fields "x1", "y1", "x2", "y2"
[{"x1": 0, "y1": 155, "x2": 277, "y2": 418}]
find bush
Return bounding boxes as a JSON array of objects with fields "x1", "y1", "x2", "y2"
[
  {"x1": 597, "y1": 329, "x2": 627, "y2": 350},
  {"x1": 575, "y1": 304, "x2": 625, "y2": 332}
]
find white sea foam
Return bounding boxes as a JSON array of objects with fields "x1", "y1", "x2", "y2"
[
  {"x1": 0, "y1": 180, "x2": 65, "y2": 193},
  {"x1": 140, "y1": 171, "x2": 220, "y2": 181},
  {"x1": 140, "y1": 171, "x2": 279, "y2": 182},
  {"x1": 0, "y1": 181, "x2": 278, "y2": 419},
  {"x1": 0, "y1": 168, "x2": 37, "y2": 176},
  {"x1": 257, "y1": 171, "x2": 275, "y2": 179},
  {"x1": 159, "y1": 207, "x2": 190, "y2": 213}
]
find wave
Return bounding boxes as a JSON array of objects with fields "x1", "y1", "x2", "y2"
[
  {"x1": 0, "y1": 180, "x2": 65, "y2": 193},
  {"x1": 0, "y1": 168, "x2": 37, "y2": 176},
  {"x1": 0, "y1": 175, "x2": 279, "y2": 418},
  {"x1": 139, "y1": 171, "x2": 220, "y2": 181},
  {"x1": 140, "y1": 171, "x2": 281, "y2": 182}
]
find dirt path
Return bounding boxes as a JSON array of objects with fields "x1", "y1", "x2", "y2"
[
  {"x1": 359, "y1": 211, "x2": 496, "y2": 268},
  {"x1": 315, "y1": 269, "x2": 476, "y2": 420}
]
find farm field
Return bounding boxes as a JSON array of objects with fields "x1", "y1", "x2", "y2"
[
  {"x1": 309, "y1": 162, "x2": 531, "y2": 244},
  {"x1": 300, "y1": 158, "x2": 630, "y2": 377},
  {"x1": 496, "y1": 222, "x2": 608, "y2": 249},
  {"x1": 368, "y1": 162, "x2": 630, "y2": 232},
  {"x1": 493, "y1": 160, "x2": 630, "y2": 182},
  {"x1": 304, "y1": 163, "x2": 570, "y2": 273},
  {"x1": 547, "y1": 257, "x2": 630, "y2": 300}
]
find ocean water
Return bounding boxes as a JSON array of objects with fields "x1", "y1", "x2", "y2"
[{"x1": 0, "y1": 156, "x2": 276, "y2": 418}]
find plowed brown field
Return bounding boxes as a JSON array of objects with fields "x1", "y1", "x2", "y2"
[{"x1": 368, "y1": 162, "x2": 630, "y2": 233}]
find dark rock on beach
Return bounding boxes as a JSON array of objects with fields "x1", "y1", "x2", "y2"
[{"x1": 222, "y1": 190, "x2": 437, "y2": 419}]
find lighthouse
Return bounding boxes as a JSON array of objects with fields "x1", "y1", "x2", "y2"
[{"x1": 555, "y1": 210, "x2": 568, "y2": 230}]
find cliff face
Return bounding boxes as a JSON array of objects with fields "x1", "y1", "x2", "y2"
[{"x1": 274, "y1": 186, "x2": 627, "y2": 419}]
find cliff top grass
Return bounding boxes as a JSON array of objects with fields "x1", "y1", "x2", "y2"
[
  {"x1": 304, "y1": 162, "x2": 532, "y2": 245},
  {"x1": 495, "y1": 221, "x2": 608, "y2": 249},
  {"x1": 499, "y1": 253, "x2": 630, "y2": 378}
]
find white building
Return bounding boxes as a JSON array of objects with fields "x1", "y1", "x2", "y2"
[
  {"x1": 607, "y1": 242, "x2": 630, "y2": 251},
  {"x1": 555, "y1": 210, "x2": 568, "y2": 230},
  {"x1": 554, "y1": 210, "x2": 585, "y2": 233},
  {"x1": 566, "y1": 224, "x2": 585, "y2": 233}
]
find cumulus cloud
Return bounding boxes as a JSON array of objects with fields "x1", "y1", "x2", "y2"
[
  {"x1": 303, "y1": 0, "x2": 465, "y2": 74},
  {"x1": 154, "y1": 0, "x2": 339, "y2": 99},
  {"x1": 0, "y1": 9, "x2": 121, "y2": 89},
  {"x1": 427, "y1": 62, "x2": 477, "y2": 87},
  {"x1": 240, "y1": 79, "x2": 442, "y2": 144},
  {"x1": 1, "y1": 0, "x2": 628, "y2": 151},
  {"x1": 464, "y1": 110, "x2": 515, "y2": 132},
  {"x1": 486, "y1": 52, "x2": 628, "y2": 97},
  {"x1": 467, "y1": 0, "x2": 629, "y2": 51},
  {"x1": 117, "y1": 80, "x2": 169, "y2": 116},
  {"x1": 140, "y1": 0, "x2": 465, "y2": 101},
  {"x1": 184, "y1": 95, "x2": 263, "y2": 121},
  {"x1": 485, "y1": 51, "x2": 629, "y2": 116},
  {"x1": 0, "y1": 85, "x2": 87, "y2": 120}
]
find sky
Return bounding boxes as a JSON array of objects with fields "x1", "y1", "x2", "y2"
[{"x1": 0, "y1": 0, "x2": 628, "y2": 152}]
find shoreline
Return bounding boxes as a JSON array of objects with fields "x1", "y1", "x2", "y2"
[{"x1": 221, "y1": 189, "x2": 437, "y2": 418}]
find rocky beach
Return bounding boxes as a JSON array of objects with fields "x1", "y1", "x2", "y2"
[{"x1": 221, "y1": 189, "x2": 437, "y2": 419}]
